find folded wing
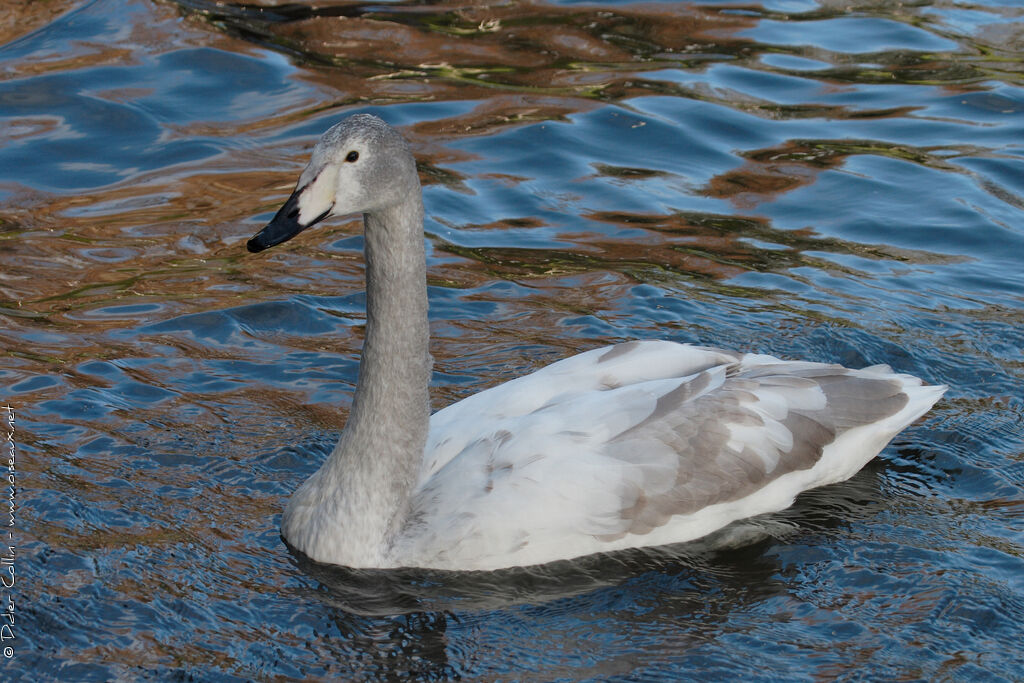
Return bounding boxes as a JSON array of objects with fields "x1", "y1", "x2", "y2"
[{"x1": 396, "y1": 341, "x2": 941, "y2": 569}]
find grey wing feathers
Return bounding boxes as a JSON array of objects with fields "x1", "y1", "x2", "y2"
[{"x1": 598, "y1": 360, "x2": 911, "y2": 540}]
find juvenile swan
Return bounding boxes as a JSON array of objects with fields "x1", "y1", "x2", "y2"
[{"x1": 247, "y1": 114, "x2": 946, "y2": 571}]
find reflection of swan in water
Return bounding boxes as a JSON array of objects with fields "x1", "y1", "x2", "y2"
[{"x1": 247, "y1": 114, "x2": 946, "y2": 571}]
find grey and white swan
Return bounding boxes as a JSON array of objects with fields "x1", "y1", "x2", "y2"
[{"x1": 246, "y1": 113, "x2": 946, "y2": 571}]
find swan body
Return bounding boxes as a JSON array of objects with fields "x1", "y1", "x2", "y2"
[{"x1": 247, "y1": 114, "x2": 946, "y2": 571}]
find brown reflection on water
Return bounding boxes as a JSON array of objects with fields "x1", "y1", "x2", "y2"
[
  {"x1": 703, "y1": 137, "x2": 986, "y2": 210},
  {"x1": 706, "y1": 140, "x2": 849, "y2": 209},
  {"x1": 1, "y1": 0, "x2": 212, "y2": 80},
  {"x1": 410, "y1": 95, "x2": 590, "y2": 140},
  {"x1": 0, "y1": 0, "x2": 82, "y2": 47},
  {"x1": 181, "y1": 0, "x2": 755, "y2": 97}
]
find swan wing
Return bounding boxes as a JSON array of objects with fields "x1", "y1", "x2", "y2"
[
  {"x1": 396, "y1": 341, "x2": 944, "y2": 569},
  {"x1": 421, "y1": 341, "x2": 738, "y2": 478}
]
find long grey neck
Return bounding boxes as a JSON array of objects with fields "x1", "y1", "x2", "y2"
[{"x1": 323, "y1": 195, "x2": 431, "y2": 556}]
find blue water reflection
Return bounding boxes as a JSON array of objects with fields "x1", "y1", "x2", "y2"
[
  {"x1": 0, "y1": 4, "x2": 312, "y2": 190},
  {"x1": 740, "y1": 17, "x2": 961, "y2": 53}
]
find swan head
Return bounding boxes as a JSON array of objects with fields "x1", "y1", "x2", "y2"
[{"x1": 247, "y1": 114, "x2": 417, "y2": 253}]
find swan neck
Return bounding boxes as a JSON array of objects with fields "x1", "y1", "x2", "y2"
[{"x1": 322, "y1": 195, "x2": 430, "y2": 562}]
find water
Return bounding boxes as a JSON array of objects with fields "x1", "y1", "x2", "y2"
[{"x1": 2, "y1": 0, "x2": 1022, "y2": 679}]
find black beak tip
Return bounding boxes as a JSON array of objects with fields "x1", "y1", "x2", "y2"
[
  {"x1": 246, "y1": 236, "x2": 267, "y2": 253},
  {"x1": 243, "y1": 190, "x2": 332, "y2": 255},
  {"x1": 244, "y1": 190, "x2": 312, "y2": 255}
]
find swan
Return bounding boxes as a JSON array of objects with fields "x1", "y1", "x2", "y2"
[{"x1": 247, "y1": 113, "x2": 946, "y2": 571}]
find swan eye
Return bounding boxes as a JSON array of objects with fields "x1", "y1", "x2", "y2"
[{"x1": 345, "y1": 151, "x2": 359, "y2": 163}]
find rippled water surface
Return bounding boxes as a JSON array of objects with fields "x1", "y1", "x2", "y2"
[{"x1": 2, "y1": 0, "x2": 1023, "y2": 679}]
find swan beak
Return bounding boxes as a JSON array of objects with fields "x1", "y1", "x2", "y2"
[{"x1": 247, "y1": 190, "x2": 331, "y2": 253}]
